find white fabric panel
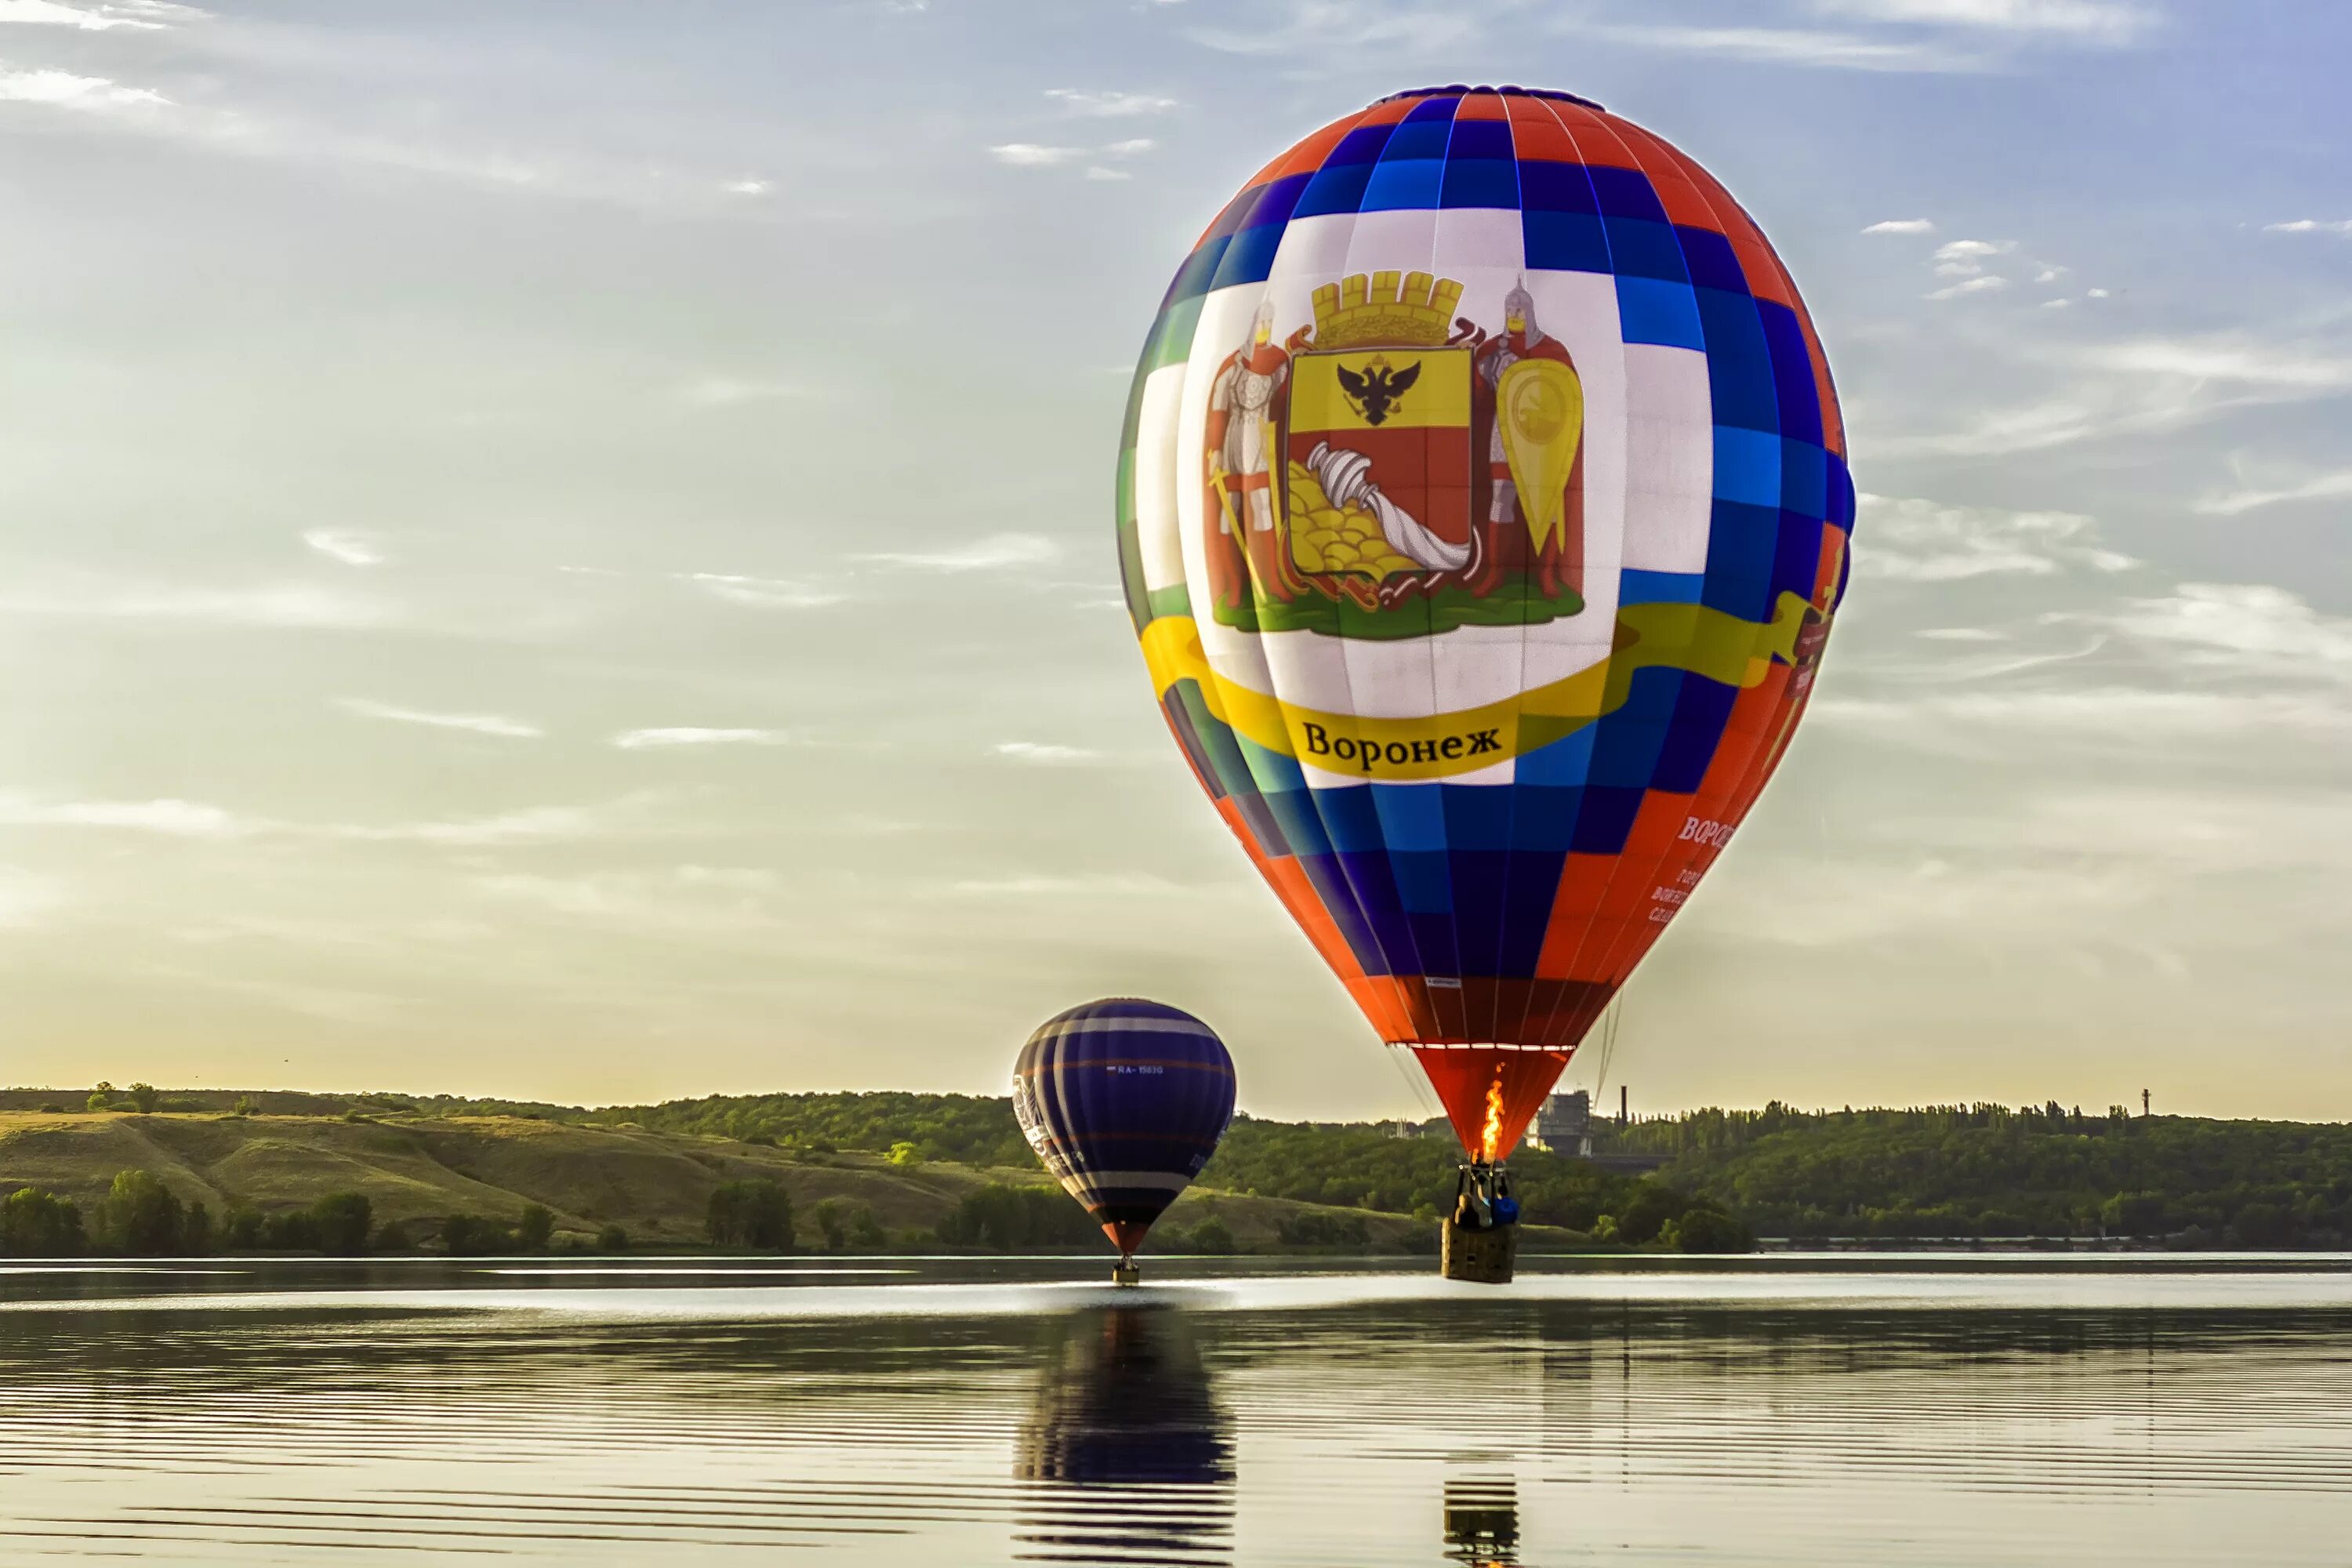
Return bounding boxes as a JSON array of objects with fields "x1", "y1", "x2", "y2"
[
  {"x1": 1430, "y1": 208, "x2": 1526, "y2": 275},
  {"x1": 1132, "y1": 364, "x2": 1189, "y2": 594},
  {"x1": 1619, "y1": 343, "x2": 1714, "y2": 575}
]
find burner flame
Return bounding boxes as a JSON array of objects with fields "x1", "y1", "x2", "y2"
[{"x1": 1479, "y1": 1073, "x2": 1506, "y2": 1163}]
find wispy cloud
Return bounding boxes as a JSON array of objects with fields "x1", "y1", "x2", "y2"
[
  {"x1": 993, "y1": 741, "x2": 1102, "y2": 765},
  {"x1": 0, "y1": 64, "x2": 169, "y2": 111},
  {"x1": 1809, "y1": 0, "x2": 2152, "y2": 39},
  {"x1": 1857, "y1": 494, "x2": 2136, "y2": 581},
  {"x1": 0, "y1": 0, "x2": 199, "y2": 31},
  {"x1": 611, "y1": 728, "x2": 787, "y2": 750},
  {"x1": 990, "y1": 143, "x2": 1083, "y2": 167},
  {"x1": 1926, "y1": 274, "x2": 2007, "y2": 300},
  {"x1": 1578, "y1": 22, "x2": 1980, "y2": 71},
  {"x1": 1044, "y1": 88, "x2": 1177, "y2": 117},
  {"x1": 2065, "y1": 583, "x2": 2352, "y2": 676},
  {"x1": 2264, "y1": 219, "x2": 2352, "y2": 238},
  {"x1": 336, "y1": 698, "x2": 543, "y2": 739},
  {"x1": 0, "y1": 797, "x2": 245, "y2": 836},
  {"x1": 1864, "y1": 217, "x2": 1936, "y2": 234},
  {"x1": 671, "y1": 375, "x2": 809, "y2": 407},
  {"x1": 681, "y1": 572, "x2": 848, "y2": 609},
  {"x1": 302, "y1": 528, "x2": 384, "y2": 567},
  {"x1": 1933, "y1": 237, "x2": 2015, "y2": 275},
  {"x1": 2194, "y1": 468, "x2": 2352, "y2": 517},
  {"x1": 856, "y1": 532, "x2": 1058, "y2": 572}
]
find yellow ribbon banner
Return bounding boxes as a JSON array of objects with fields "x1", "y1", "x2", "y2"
[{"x1": 1140, "y1": 593, "x2": 1811, "y2": 782}]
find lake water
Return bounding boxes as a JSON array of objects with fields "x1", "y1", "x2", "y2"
[{"x1": 2, "y1": 1254, "x2": 2349, "y2": 1564}]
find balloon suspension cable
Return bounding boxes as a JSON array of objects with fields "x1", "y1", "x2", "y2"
[{"x1": 1588, "y1": 997, "x2": 1624, "y2": 1102}]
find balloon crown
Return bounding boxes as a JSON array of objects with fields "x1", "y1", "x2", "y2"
[
  {"x1": 1310, "y1": 270, "x2": 1464, "y2": 350},
  {"x1": 1374, "y1": 84, "x2": 1605, "y2": 111}
]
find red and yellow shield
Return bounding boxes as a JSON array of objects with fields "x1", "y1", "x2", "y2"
[{"x1": 1284, "y1": 345, "x2": 1474, "y2": 579}]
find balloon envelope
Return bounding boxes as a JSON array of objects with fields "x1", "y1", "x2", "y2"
[
  {"x1": 1014, "y1": 1000, "x2": 1239, "y2": 1254},
  {"x1": 1115, "y1": 85, "x2": 1849, "y2": 1160}
]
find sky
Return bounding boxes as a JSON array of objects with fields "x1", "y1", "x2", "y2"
[{"x1": 1, "y1": 0, "x2": 2347, "y2": 1121}]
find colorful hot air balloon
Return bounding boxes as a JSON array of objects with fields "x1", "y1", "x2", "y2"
[
  {"x1": 1014, "y1": 1000, "x2": 1239, "y2": 1282},
  {"x1": 1114, "y1": 87, "x2": 1847, "y2": 1207}
]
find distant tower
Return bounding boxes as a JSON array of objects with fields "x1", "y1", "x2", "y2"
[
  {"x1": 1619, "y1": 1084, "x2": 1628, "y2": 1127},
  {"x1": 2142, "y1": 1088, "x2": 2151, "y2": 1118}
]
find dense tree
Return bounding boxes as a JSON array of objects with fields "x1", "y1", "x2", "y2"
[
  {"x1": 311, "y1": 1193, "x2": 373, "y2": 1255},
  {"x1": 517, "y1": 1204, "x2": 555, "y2": 1251},
  {"x1": 97, "y1": 1170, "x2": 184, "y2": 1255},
  {"x1": 441, "y1": 1214, "x2": 511, "y2": 1255},
  {"x1": 706, "y1": 1180, "x2": 793, "y2": 1249},
  {"x1": 935, "y1": 1185, "x2": 1102, "y2": 1248},
  {"x1": 0, "y1": 1188, "x2": 85, "y2": 1257}
]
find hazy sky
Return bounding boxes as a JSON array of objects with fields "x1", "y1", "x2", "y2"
[{"x1": 2, "y1": 0, "x2": 2347, "y2": 1120}]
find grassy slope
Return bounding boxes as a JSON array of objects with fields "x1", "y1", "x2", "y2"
[{"x1": 0, "y1": 1111, "x2": 1501, "y2": 1253}]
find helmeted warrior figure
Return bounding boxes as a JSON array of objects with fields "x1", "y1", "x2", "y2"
[
  {"x1": 1203, "y1": 298, "x2": 1304, "y2": 608},
  {"x1": 1471, "y1": 279, "x2": 1581, "y2": 600}
]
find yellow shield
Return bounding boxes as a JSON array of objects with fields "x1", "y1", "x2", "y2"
[{"x1": 1496, "y1": 358, "x2": 1584, "y2": 556}]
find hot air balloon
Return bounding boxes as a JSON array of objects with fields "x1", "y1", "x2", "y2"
[
  {"x1": 1113, "y1": 85, "x2": 1848, "y2": 1279},
  {"x1": 1014, "y1": 1000, "x2": 1239, "y2": 1285}
]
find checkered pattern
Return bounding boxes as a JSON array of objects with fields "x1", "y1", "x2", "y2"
[{"x1": 1116, "y1": 86, "x2": 1851, "y2": 1083}]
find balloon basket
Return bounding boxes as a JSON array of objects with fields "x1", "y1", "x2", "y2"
[
  {"x1": 1439, "y1": 1163, "x2": 1519, "y2": 1286},
  {"x1": 1112, "y1": 1257, "x2": 1141, "y2": 1288}
]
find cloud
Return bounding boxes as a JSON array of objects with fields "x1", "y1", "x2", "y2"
[
  {"x1": 1102, "y1": 137, "x2": 1156, "y2": 157},
  {"x1": 0, "y1": 0, "x2": 198, "y2": 30},
  {"x1": 1189, "y1": 2, "x2": 1487, "y2": 59},
  {"x1": 2194, "y1": 468, "x2": 2352, "y2": 517},
  {"x1": 0, "y1": 579, "x2": 390, "y2": 629},
  {"x1": 301, "y1": 528, "x2": 384, "y2": 567},
  {"x1": 2089, "y1": 338, "x2": 2352, "y2": 389},
  {"x1": 1575, "y1": 23, "x2": 1977, "y2": 71},
  {"x1": 2264, "y1": 219, "x2": 2352, "y2": 238},
  {"x1": 611, "y1": 728, "x2": 788, "y2": 750},
  {"x1": 993, "y1": 741, "x2": 1102, "y2": 765},
  {"x1": 0, "y1": 797, "x2": 245, "y2": 836},
  {"x1": 681, "y1": 572, "x2": 848, "y2": 609},
  {"x1": 1857, "y1": 494, "x2": 2136, "y2": 581},
  {"x1": 0, "y1": 866, "x2": 61, "y2": 927},
  {"x1": 1809, "y1": 0, "x2": 2151, "y2": 38},
  {"x1": 722, "y1": 178, "x2": 770, "y2": 196},
  {"x1": 338, "y1": 803, "x2": 633, "y2": 847},
  {"x1": 0, "y1": 66, "x2": 169, "y2": 111},
  {"x1": 2067, "y1": 583, "x2": 2352, "y2": 675},
  {"x1": 989, "y1": 143, "x2": 1083, "y2": 167},
  {"x1": 1864, "y1": 218, "x2": 1936, "y2": 234},
  {"x1": 855, "y1": 532, "x2": 1058, "y2": 572},
  {"x1": 939, "y1": 871, "x2": 1215, "y2": 899},
  {"x1": 1084, "y1": 166, "x2": 1131, "y2": 182},
  {"x1": 1044, "y1": 89, "x2": 1177, "y2": 117},
  {"x1": 1926, "y1": 275, "x2": 2007, "y2": 300},
  {"x1": 336, "y1": 698, "x2": 543, "y2": 739},
  {"x1": 1932, "y1": 237, "x2": 2015, "y2": 275}
]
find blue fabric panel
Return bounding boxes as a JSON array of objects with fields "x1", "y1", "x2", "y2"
[
  {"x1": 1589, "y1": 670, "x2": 1681, "y2": 788},
  {"x1": 1619, "y1": 569, "x2": 1705, "y2": 604},
  {"x1": 1199, "y1": 184, "x2": 1264, "y2": 245},
  {"x1": 1440, "y1": 784, "x2": 1515, "y2": 851},
  {"x1": 1518, "y1": 159, "x2": 1599, "y2": 213},
  {"x1": 1758, "y1": 301, "x2": 1824, "y2": 445},
  {"x1": 1335, "y1": 850, "x2": 1416, "y2": 966},
  {"x1": 1263, "y1": 788, "x2": 1332, "y2": 858},
  {"x1": 1362, "y1": 158, "x2": 1445, "y2": 211},
  {"x1": 1439, "y1": 158, "x2": 1519, "y2": 208},
  {"x1": 1770, "y1": 507, "x2": 1826, "y2": 603},
  {"x1": 1400, "y1": 94, "x2": 1461, "y2": 125},
  {"x1": 1701, "y1": 499, "x2": 1780, "y2": 619},
  {"x1": 1587, "y1": 165, "x2": 1669, "y2": 223},
  {"x1": 1370, "y1": 782, "x2": 1447, "y2": 851},
  {"x1": 1236, "y1": 735, "x2": 1307, "y2": 795},
  {"x1": 1523, "y1": 209, "x2": 1612, "y2": 273},
  {"x1": 1407, "y1": 912, "x2": 1462, "y2": 978},
  {"x1": 1653, "y1": 677, "x2": 1738, "y2": 793},
  {"x1": 1616, "y1": 276, "x2": 1705, "y2": 350},
  {"x1": 1696, "y1": 286, "x2": 1779, "y2": 432},
  {"x1": 1299, "y1": 854, "x2": 1383, "y2": 972},
  {"x1": 1446, "y1": 851, "x2": 1508, "y2": 972},
  {"x1": 1779, "y1": 438, "x2": 1828, "y2": 516},
  {"x1": 1382, "y1": 118, "x2": 1453, "y2": 161},
  {"x1": 1508, "y1": 785, "x2": 1582, "y2": 850},
  {"x1": 1498, "y1": 853, "x2": 1567, "y2": 976},
  {"x1": 1294, "y1": 159, "x2": 1377, "y2": 218},
  {"x1": 1389, "y1": 850, "x2": 1455, "y2": 913},
  {"x1": 1448, "y1": 118, "x2": 1513, "y2": 161},
  {"x1": 1325, "y1": 124, "x2": 1397, "y2": 165},
  {"x1": 1569, "y1": 785, "x2": 1646, "y2": 855},
  {"x1": 1163, "y1": 234, "x2": 1230, "y2": 308},
  {"x1": 1310, "y1": 783, "x2": 1387, "y2": 854},
  {"x1": 1208, "y1": 222, "x2": 1283, "y2": 291},
  {"x1": 1675, "y1": 226, "x2": 1748, "y2": 295},
  {"x1": 1515, "y1": 724, "x2": 1596, "y2": 786},
  {"x1": 1712, "y1": 426, "x2": 1783, "y2": 507},
  {"x1": 1602, "y1": 217, "x2": 1690, "y2": 282},
  {"x1": 1826, "y1": 452, "x2": 1857, "y2": 529}
]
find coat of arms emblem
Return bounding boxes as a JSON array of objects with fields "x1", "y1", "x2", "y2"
[{"x1": 1203, "y1": 271, "x2": 1588, "y2": 638}]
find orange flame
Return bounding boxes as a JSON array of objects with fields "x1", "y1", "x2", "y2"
[{"x1": 1479, "y1": 1072, "x2": 1506, "y2": 1163}]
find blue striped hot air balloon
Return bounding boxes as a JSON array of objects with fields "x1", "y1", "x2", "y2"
[{"x1": 1014, "y1": 1000, "x2": 1238, "y2": 1265}]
